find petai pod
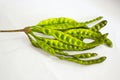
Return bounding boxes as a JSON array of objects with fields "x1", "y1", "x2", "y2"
[
  {"x1": 36, "y1": 17, "x2": 78, "y2": 26},
  {"x1": 37, "y1": 16, "x2": 103, "y2": 26},
  {"x1": 27, "y1": 32, "x2": 106, "y2": 65},
  {"x1": 0, "y1": 16, "x2": 110, "y2": 65},
  {"x1": 35, "y1": 16, "x2": 103, "y2": 30},
  {"x1": 27, "y1": 33, "x2": 57, "y2": 56},
  {"x1": 72, "y1": 53, "x2": 98, "y2": 58},
  {"x1": 58, "y1": 55, "x2": 106, "y2": 65},
  {"x1": 36, "y1": 23, "x2": 88, "y2": 30},
  {"x1": 55, "y1": 50, "x2": 98, "y2": 58},
  {"x1": 36, "y1": 17, "x2": 89, "y2": 30},
  {"x1": 30, "y1": 27, "x2": 86, "y2": 46},
  {"x1": 90, "y1": 20, "x2": 113, "y2": 47},
  {"x1": 64, "y1": 28, "x2": 112, "y2": 47},
  {"x1": 65, "y1": 28, "x2": 103, "y2": 40},
  {"x1": 28, "y1": 33, "x2": 98, "y2": 58},
  {"x1": 30, "y1": 27, "x2": 107, "y2": 49},
  {"x1": 90, "y1": 20, "x2": 107, "y2": 32},
  {"x1": 82, "y1": 16, "x2": 103, "y2": 24},
  {"x1": 30, "y1": 31, "x2": 106, "y2": 51}
]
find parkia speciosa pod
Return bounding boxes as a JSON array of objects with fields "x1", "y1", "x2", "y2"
[{"x1": 0, "y1": 16, "x2": 112, "y2": 65}]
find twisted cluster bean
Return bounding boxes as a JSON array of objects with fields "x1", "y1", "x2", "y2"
[
  {"x1": 36, "y1": 17, "x2": 78, "y2": 26},
  {"x1": 36, "y1": 16, "x2": 103, "y2": 30},
  {"x1": 24, "y1": 16, "x2": 112, "y2": 65},
  {"x1": 90, "y1": 20, "x2": 107, "y2": 32},
  {"x1": 26, "y1": 32, "x2": 106, "y2": 65},
  {"x1": 30, "y1": 32, "x2": 106, "y2": 51},
  {"x1": 0, "y1": 16, "x2": 112, "y2": 65}
]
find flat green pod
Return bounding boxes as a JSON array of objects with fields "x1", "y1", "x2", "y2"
[
  {"x1": 0, "y1": 16, "x2": 109, "y2": 65},
  {"x1": 90, "y1": 20, "x2": 113, "y2": 47},
  {"x1": 90, "y1": 20, "x2": 107, "y2": 32},
  {"x1": 64, "y1": 28, "x2": 113, "y2": 47},
  {"x1": 30, "y1": 32, "x2": 106, "y2": 51},
  {"x1": 82, "y1": 16, "x2": 103, "y2": 24},
  {"x1": 37, "y1": 16, "x2": 103, "y2": 26},
  {"x1": 35, "y1": 16, "x2": 103, "y2": 30},
  {"x1": 38, "y1": 23, "x2": 88, "y2": 30},
  {"x1": 27, "y1": 32, "x2": 106, "y2": 65},
  {"x1": 31, "y1": 27, "x2": 86, "y2": 47},
  {"x1": 36, "y1": 17, "x2": 78, "y2": 26},
  {"x1": 55, "y1": 50, "x2": 98, "y2": 58},
  {"x1": 58, "y1": 55, "x2": 106, "y2": 65},
  {"x1": 27, "y1": 33, "x2": 98, "y2": 58},
  {"x1": 65, "y1": 28, "x2": 102, "y2": 40},
  {"x1": 27, "y1": 33, "x2": 56, "y2": 56}
]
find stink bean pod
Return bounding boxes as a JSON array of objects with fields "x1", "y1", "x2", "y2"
[
  {"x1": 82, "y1": 16, "x2": 103, "y2": 24},
  {"x1": 28, "y1": 33, "x2": 98, "y2": 59},
  {"x1": 0, "y1": 16, "x2": 110, "y2": 65},
  {"x1": 31, "y1": 27, "x2": 86, "y2": 47},
  {"x1": 36, "y1": 23, "x2": 88, "y2": 30},
  {"x1": 90, "y1": 20, "x2": 107, "y2": 32},
  {"x1": 72, "y1": 53, "x2": 98, "y2": 58},
  {"x1": 31, "y1": 27, "x2": 107, "y2": 50},
  {"x1": 65, "y1": 28, "x2": 103, "y2": 40},
  {"x1": 56, "y1": 50, "x2": 98, "y2": 58},
  {"x1": 27, "y1": 33, "x2": 57, "y2": 56},
  {"x1": 37, "y1": 16, "x2": 102, "y2": 26},
  {"x1": 30, "y1": 32, "x2": 83, "y2": 50},
  {"x1": 64, "y1": 28, "x2": 112, "y2": 47},
  {"x1": 90, "y1": 20, "x2": 113, "y2": 47},
  {"x1": 27, "y1": 34, "x2": 39, "y2": 47},
  {"x1": 104, "y1": 38, "x2": 113, "y2": 47},
  {"x1": 57, "y1": 55, "x2": 106, "y2": 65},
  {"x1": 27, "y1": 33, "x2": 106, "y2": 65},
  {"x1": 35, "y1": 16, "x2": 103, "y2": 30},
  {"x1": 36, "y1": 17, "x2": 78, "y2": 26},
  {"x1": 30, "y1": 31, "x2": 106, "y2": 51}
]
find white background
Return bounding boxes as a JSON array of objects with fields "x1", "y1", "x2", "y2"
[{"x1": 0, "y1": 0, "x2": 120, "y2": 80}]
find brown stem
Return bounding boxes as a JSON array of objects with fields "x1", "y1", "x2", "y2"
[
  {"x1": 0, "y1": 27, "x2": 31, "y2": 33},
  {"x1": 0, "y1": 29, "x2": 24, "y2": 32}
]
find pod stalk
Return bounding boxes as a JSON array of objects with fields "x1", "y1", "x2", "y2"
[{"x1": 0, "y1": 27, "x2": 31, "y2": 33}]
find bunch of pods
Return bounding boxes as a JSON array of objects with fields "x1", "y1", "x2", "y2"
[
  {"x1": 25, "y1": 16, "x2": 112, "y2": 65},
  {"x1": 0, "y1": 16, "x2": 113, "y2": 65}
]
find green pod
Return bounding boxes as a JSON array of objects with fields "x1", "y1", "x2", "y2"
[
  {"x1": 35, "y1": 16, "x2": 103, "y2": 30},
  {"x1": 58, "y1": 55, "x2": 106, "y2": 65},
  {"x1": 27, "y1": 33, "x2": 57, "y2": 56},
  {"x1": 90, "y1": 20, "x2": 107, "y2": 32},
  {"x1": 31, "y1": 27, "x2": 86, "y2": 47},
  {"x1": 36, "y1": 16, "x2": 102, "y2": 26},
  {"x1": 56, "y1": 50, "x2": 98, "y2": 58},
  {"x1": 65, "y1": 28, "x2": 103, "y2": 40},
  {"x1": 27, "y1": 34, "x2": 39, "y2": 47},
  {"x1": 82, "y1": 16, "x2": 103, "y2": 24},
  {"x1": 31, "y1": 27, "x2": 107, "y2": 49},
  {"x1": 90, "y1": 20, "x2": 113, "y2": 47},
  {"x1": 30, "y1": 32, "x2": 106, "y2": 51},
  {"x1": 36, "y1": 17, "x2": 78, "y2": 26},
  {"x1": 104, "y1": 38, "x2": 113, "y2": 47},
  {"x1": 56, "y1": 49, "x2": 106, "y2": 65},
  {"x1": 36, "y1": 23, "x2": 88, "y2": 30},
  {"x1": 27, "y1": 34, "x2": 98, "y2": 59},
  {"x1": 72, "y1": 53, "x2": 97, "y2": 58},
  {"x1": 64, "y1": 28, "x2": 112, "y2": 47},
  {"x1": 26, "y1": 32, "x2": 106, "y2": 65},
  {"x1": 30, "y1": 33, "x2": 83, "y2": 50}
]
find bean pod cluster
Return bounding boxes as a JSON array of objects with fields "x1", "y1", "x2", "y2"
[{"x1": 25, "y1": 16, "x2": 112, "y2": 65}]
